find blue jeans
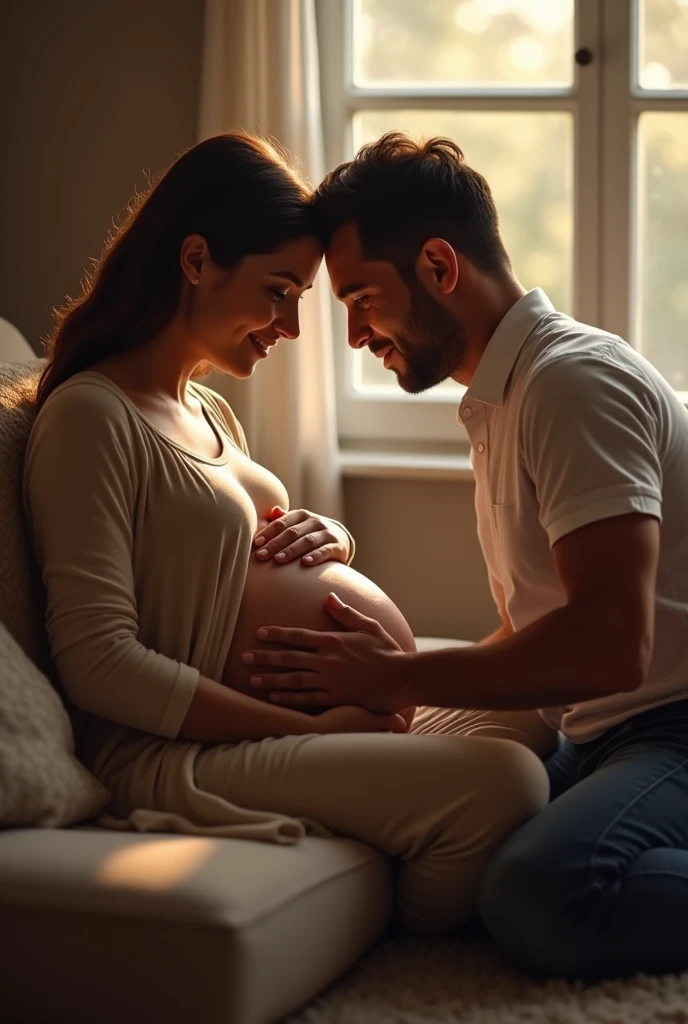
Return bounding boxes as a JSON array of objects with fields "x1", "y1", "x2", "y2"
[{"x1": 479, "y1": 700, "x2": 688, "y2": 978}]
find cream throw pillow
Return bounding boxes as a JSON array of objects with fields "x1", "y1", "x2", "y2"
[{"x1": 0, "y1": 622, "x2": 109, "y2": 827}]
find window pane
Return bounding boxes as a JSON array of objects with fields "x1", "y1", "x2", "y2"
[
  {"x1": 638, "y1": 0, "x2": 688, "y2": 91},
  {"x1": 353, "y1": 0, "x2": 574, "y2": 89},
  {"x1": 636, "y1": 113, "x2": 688, "y2": 390},
  {"x1": 352, "y1": 110, "x2": 573, "y2": 392}
]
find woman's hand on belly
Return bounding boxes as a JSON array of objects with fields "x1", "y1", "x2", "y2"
[{"x1": 253, "y1": 506, "x2": 352, "y2": 567}]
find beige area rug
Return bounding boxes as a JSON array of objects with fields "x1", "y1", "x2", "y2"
[{"x1": 285, "y1": 934, "x2": 688, "y2": 1024}]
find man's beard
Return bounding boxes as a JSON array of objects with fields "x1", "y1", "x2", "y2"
[{"x1": 391, "y1": 281, "x2": 466, "y2": 394}]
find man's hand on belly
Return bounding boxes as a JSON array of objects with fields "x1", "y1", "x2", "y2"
[
  {"x1": 240, "y1": 592, "x2": 412, "y2": 714},
  {"x1": 253, "y1": 507, "x2": 351, "y2": 567}
]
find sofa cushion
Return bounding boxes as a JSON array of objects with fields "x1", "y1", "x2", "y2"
[
  {"x1": 0, "y1": 622, "x2": 108, "y2": 827},
  {"x1": 0, "y1": 827, "x2": 392, "y2": 1024},
  {"x1": 415, "y1": 637, "x2": 473, "y2": 651}
]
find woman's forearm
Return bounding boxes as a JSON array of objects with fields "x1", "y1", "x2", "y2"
[{"x1": 179, "y1": 674, "x2": 320, "y2": 743}]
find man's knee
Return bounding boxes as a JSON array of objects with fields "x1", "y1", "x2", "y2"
[{"x1": 479, "y1": 831, "x2": 590, "y2": 977}]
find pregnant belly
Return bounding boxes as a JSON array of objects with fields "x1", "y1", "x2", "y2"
[{"x1": 222, "y1": 554, "x2": 416, "y2": 702}]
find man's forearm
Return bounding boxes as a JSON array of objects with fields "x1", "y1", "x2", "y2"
[{"x1": 401, "y1": 602, "x2": 641, "y2": 711}]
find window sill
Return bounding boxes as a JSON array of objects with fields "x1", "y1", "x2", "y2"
[{"x1": 338, "y1": 449, "x2": 474, "y2": 482}]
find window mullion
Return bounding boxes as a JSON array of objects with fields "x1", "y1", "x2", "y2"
[
  {"x1": 574, "y1": 0, "x2": 603, "y2": 325},
  {"x1": 346, "y1": 94, "x2": 576, "y2": 113},
  {"x1": 599, "y1": 0, "x2": 634, "y2": 342},
  {"x1": 316, "y1": 0, "x2": 348, "y2": 171}
]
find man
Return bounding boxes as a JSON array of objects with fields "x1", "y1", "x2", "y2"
[{"x1": 242, "y1": 133, "x2": 688, "y2": 979}]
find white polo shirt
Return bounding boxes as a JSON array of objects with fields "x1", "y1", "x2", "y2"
[{"x1": 459, "y1": 288, "x2": 688, "y2": 742}]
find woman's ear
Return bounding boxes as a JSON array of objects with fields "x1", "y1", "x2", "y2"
[
  {"x1": 415, "y1": 238, "x2": 459, "y2": 295},
  {"x1": 180, "y1": 233, "x2": 208, "y2": 285}
]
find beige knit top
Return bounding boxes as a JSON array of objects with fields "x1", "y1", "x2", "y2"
[{"x1": 24, "y1": 372, "x2": 286, "y2": 772}]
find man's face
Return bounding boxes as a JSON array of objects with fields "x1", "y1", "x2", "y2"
[{"x1": 326, "y1": 223, "x2": 465, "y2": 393}]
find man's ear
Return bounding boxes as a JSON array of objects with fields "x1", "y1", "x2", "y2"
[{"x1": 415, "y1": 238, "x2": 459, "y2": 295}]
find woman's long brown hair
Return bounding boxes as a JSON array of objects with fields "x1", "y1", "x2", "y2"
[{"x1": 36, "y1": 131, "x2": 315, "y2": 410}]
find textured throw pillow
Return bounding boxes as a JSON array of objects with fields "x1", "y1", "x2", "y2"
[
  {"x1": 0, "y1": 622, "x2": 109, "y2": 827},
  {"x1": 0, "y1": 360, "x2": 52, "y2": 675}
]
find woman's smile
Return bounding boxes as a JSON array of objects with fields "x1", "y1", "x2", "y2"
[{"x1": 249, "y1": 333, "x2": 272, "y2": 358}]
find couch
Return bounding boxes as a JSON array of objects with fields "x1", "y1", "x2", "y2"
[{"x1": 0, "y1": 318, "x2": 469, "y2": 1024}]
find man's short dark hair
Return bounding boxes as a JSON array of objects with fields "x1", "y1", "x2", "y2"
[{"x1": 313, "y1": 132, "x2": 511, "y2": 279}]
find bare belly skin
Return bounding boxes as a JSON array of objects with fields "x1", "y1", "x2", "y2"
[{"x1": 222, "y1": 549, "x2": 416, "y2": 709}]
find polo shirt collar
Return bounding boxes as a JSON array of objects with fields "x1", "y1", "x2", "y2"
[{"x1": 464, "y1": 288, "x2": 555, "y2": 409}]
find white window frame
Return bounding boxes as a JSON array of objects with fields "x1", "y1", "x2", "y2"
[
  {"x1": 317, "y1": 0, "x2": 687, "y2": 449},
  {"x1": 600, "y1": 2, "x2": 688, "y2": 357}
]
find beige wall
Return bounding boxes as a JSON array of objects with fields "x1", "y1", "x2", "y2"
[
  {"x1": 0, "y1": 0, "x2": 204, "y2": 349},
  {"x1": 1, "y1": 0, "x2": 497, "y2": 641},
  {"x1": 343, "y1": 476, "x2": 498, "y2": 641}
]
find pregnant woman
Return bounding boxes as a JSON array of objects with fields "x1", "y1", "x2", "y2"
[{"x1": 24, "y1": 131, "x2": 550, "y2": 935}]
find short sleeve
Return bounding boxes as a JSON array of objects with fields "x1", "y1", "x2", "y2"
[
  {"x1": 23, "y1": 382, "x2": 198, "y2": 737},
  {"x1": 520, "y1": 351, "x2": 663, "y2": 547}
]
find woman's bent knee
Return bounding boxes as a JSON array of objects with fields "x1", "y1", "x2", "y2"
[
  {"x1": 400, "y1": 739, "x2": 549, "y2": 937},
  {"x1": 475, "y1": 739, "x2": 550, "y2": 830}
]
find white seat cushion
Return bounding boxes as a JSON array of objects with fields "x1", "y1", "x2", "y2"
[
  {"x1": 415, "y1": 636, "x2": 473, "y2": 651},
  {"x1": 0, "y1": 827, "x2": 392, "y2": 1024}
]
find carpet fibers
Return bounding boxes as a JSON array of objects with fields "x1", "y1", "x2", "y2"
[{"x1": 285, "y1": 935, "x2": 688, "y2": 1023}]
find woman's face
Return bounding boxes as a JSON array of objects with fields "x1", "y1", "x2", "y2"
[{"x1": 186, "y1": 235, "x2": 323, "y2": 377}]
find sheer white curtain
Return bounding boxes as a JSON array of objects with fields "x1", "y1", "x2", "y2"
[{"x1": 198, "y1": 0, "x2": 343, "y2": 518}]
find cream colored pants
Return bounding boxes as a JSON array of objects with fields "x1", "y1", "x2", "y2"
[{"x1": 185, "y1": 708, "x2": 554, "y2": 935}]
